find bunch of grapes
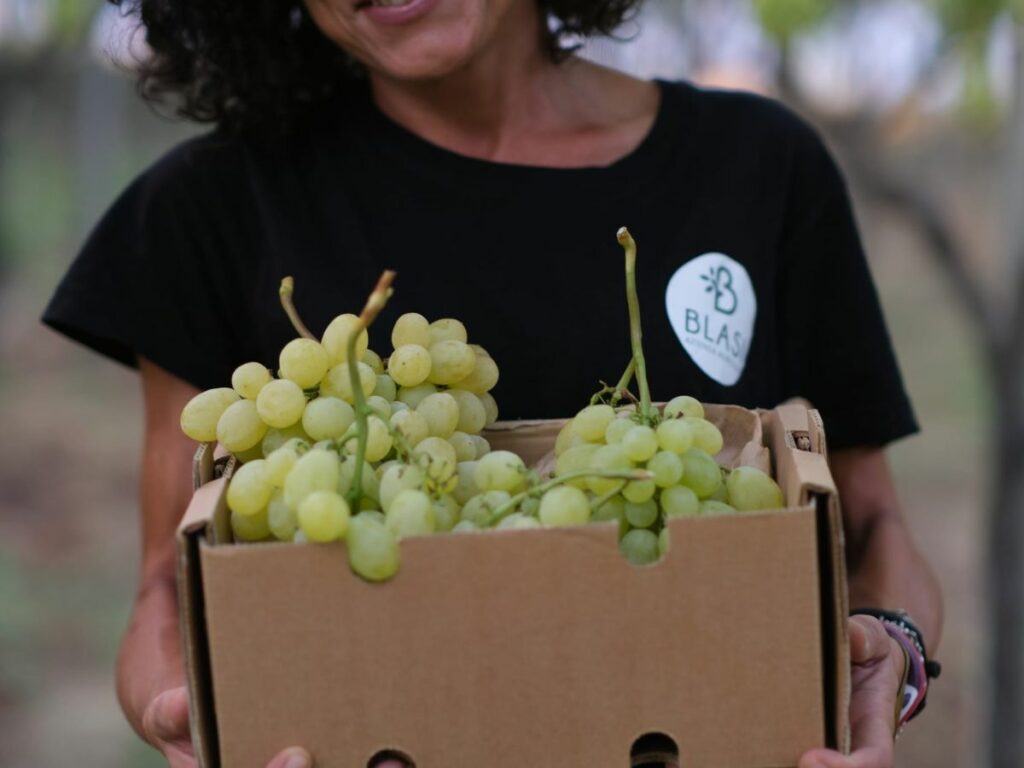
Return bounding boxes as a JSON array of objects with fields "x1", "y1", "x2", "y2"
[
  {"x1": 552, "y1": 397, "x2": 784, "y2": 566},
  {"x1": 179, "y1": 272, "x2": 509, "y2": 580}
]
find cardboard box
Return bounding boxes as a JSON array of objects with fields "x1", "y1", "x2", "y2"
[{"x1": 177, "y1": 403, "x2": 850, "y2": 767}]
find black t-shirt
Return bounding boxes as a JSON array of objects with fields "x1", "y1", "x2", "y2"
[{"x1": 43, "y1": 80, "x2": 917, "y2": 450}]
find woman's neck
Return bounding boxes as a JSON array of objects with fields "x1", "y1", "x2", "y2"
[{"x1": 367, "y1": 6, "x2": 660, "y2": 167}]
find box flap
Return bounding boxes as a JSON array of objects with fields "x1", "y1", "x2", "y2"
[
  {"x1": 762, "y1": 406, "x2": 850, "y2": 753},
  {"x1": 177, "y1": 457, "x2": 225, "y2": 768}
]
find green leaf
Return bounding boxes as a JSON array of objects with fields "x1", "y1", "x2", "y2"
[{"x1": 752, "y1": 0, "x2": 836, "y2": 41}]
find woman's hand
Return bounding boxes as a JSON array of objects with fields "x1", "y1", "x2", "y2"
[
  {"x1": 143, "y1": 686, "x2": 314, "y2": 768},
  {"x1": 798, "y1": 616, "x2": 906, "y2": 768}
]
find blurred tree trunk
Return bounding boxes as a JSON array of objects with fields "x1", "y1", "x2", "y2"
[{"x1": 778, "y1": 27, "x2": 1024, "y2": 766}]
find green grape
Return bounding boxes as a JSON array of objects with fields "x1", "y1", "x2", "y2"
[
  {"x1": 686, "y1": 417, "x2": 724, "y2": 455},
  {"x1": 362, "y1": 348, "x2": 384, "y2": 375},
  {"x1": 397, "y1": 383, "x2": 438, "y2": 409},
  {"x1": 585, "y1": 444, "x2": 632, "y2": 495},
  {"x1": 231, "y1": 508, "x2": 270, "y2": 542},
  {"x1": 284, "y1": 449, "x2": 341, "y2": 511},
  {"x1": 555, "y1": 421, "x2": 578, "y2": 456},
  {"x1": 591, "y1": 494, "x2": 626, "y2": 523},
  {"x1": 623, "y1": 478, "x2": 656, "y2": 504},
  {"x1": 343, "y1": 415, "x2": 392, "y2": 463},
  {"x1": 447, "y1": 389, "x2": 487, "y2": 435},
  {"x1": 538, "y1": 485, "x2": 591, "y2": 526},
  {"x1": 680, "y1": 448, "x2": 723, "y2": 499},
  {"x1": 386, "y1": 489, "x2": 436, "y2": 538},
  {"x1": 479, "y1": 392, "x2": 499, "y2": 426},
  {"x1": 619, "y1": 528, "x2": 660, "y2": 565},
  {"x1": 471, "y1": 435, "x2": 491, "y2": 459},
  {"x1": 267, "y1": 490, "x2": 298, "y2": 541},
  {"x1": 380, "y1": 463, "x2": 426, "y2": 512},
  {"x1": 279, "y1": 338, "x2": 330, "y2": 389},
  {"x1": 449, "y1": 431, "x2": 477, "y2": 462},
  {"x1": 376, "y1": 459, "x2": 399, "y2": 479},
  {"x1": 391, "y1": 312, "x2": 431, "y2": 348},
  {"x1": 622, "y1": 425, "x2": 658, "y2": 462},
  {"x1": 390, "y1": 409, "x2": 430, "y2": 448},
  {"x1": 604, "y1": 417, "x2": 634, "y2": 445},
  {"x1": 338, "y1": 455, "x2": 380, "y2": 503},
  {"x1": 359, "y1": 510, "x2": 386, "y2": 525},
  {"x1": 374, "y1": 374, "x2": 398, "y2": 403},
  {"x1": 388, "y1": 344, "x2": 432, "y2": 387},
  {"x1": 427, "y1": 340, "x2": 476, "y2": 385},
  {"x1": 298, "y1": 490, "x2": 351, "y2": 542},
  {"x1": 433, "y1": 494, "x2": 461, "y2": 532},
  {"x1": 452, "y1": 461, "x2": 480, "y2": 505},
  {"x1": 647, "y1": 451, "x2": 684, "y2": 488},
  {"x1": 227, "y1": 459, "x2": 273, "y2": 516},
  {"x1": 428, "y1": 317, "x2": 468, "y2": 344},
  {"x1": 656, "y1": 418, "x2": 695, "y2": 454},
  {"x1": 519, "y1": 495, "x2": 540, "y2": 517},
  {"x1": 366, "y1": 395, "x2": 392, "y2": 420},
  {"x1": 313, "y1": 439, "x2": 334, "y2": 451},
  {"x1": 453, "y1": 352, "x2": 499, "y2": 394},
  {"x1": 301, "y1": 396, "x2": 355, "y2": 441},
  {"x1": 321, "y1": 313, "x2": 369, "y2": 365},
  {"x1": 624, "y1": 498, "x2": 658, "y2": 528},
  {"x1": 217, "y1": 399, "x2": 269, "y2": 452},
  {"x1": 348, "y1": 514, "x2": 403, "y2": 581},
  {"x1": 320, "y1": 361, "x2": 376, "y2": 403},
  {"x1": 265, "y1": 439, "x2": 305, "y2": 486},
  {"x1": 461, "y1": 490, "x2": 512, "y2": 526},
  {"x1": 256, "y1": 379, "x2": 306, "y2": 429},
  {"x1": 181, "y1": 388, "x2": 241, "y2": 443},
  {"x1": 661, "y1": 485, "x2": 700, "y2": 518},
  {"x1": 572, "y1": 404, "x2": 615, "y2": 442},
  {"x1": 708, "y1": 475, "x2": 730, "y2": 503},
  {"x1": 261, "y1": 423, "x2": 310, "y2": 456},
  {"x1": 474, "y1": 450, "x2": 526, "y2": 493},
  {"x1": 231, "y1": 363, "x2": 271, "y2": 400},
  {"x1": 497, "y1": 513, "x2": 541, "y2": 530},
  {"x1": 452, "y1": 520, "x2": 480, "y2": 534},
  {"x1": 726, "y1": 466, "x2": 785, "y2": 511},
  {"x1": 658, "y1": 527, "x2": 671, "y2": 557},
  {"x1": 664, "y1": 395, "x2": 704, "y2": 420},
  {"x1": 416, "y1": 392, "x2": 459, "y2": 438},
  {"x1": 699, "y1": 500, "x2": 737, "y2": 517},
  {"x1": 556, "y1": 443, "x2": 601, "y2": 489},
  {"x1": 390, "y1": 400, "x2": 409, "y2": 413},
  {"x1": 293, "y1": 530, "x2": 308, "y2": 543},
  {"x1": 413, "y1": 436, "x2": 457, "y2": 482}
]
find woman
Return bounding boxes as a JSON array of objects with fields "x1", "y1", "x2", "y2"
[{"x1": 44, "y1": 1, "x2": 942, "y2": 767}]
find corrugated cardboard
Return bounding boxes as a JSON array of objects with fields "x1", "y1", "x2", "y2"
[{"x1": 178, "y1": 404, "x2": 849, "y2": 767}]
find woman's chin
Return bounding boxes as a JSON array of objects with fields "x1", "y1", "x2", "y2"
[{"x1": 364, "y1": 34, "x2": 482, "y2": 82}]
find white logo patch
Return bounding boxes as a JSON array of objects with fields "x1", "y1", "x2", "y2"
[{"x1": 665, "y1": 253, "x2": 757, "y2": 386}]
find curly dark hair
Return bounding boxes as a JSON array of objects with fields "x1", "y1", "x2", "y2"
[{"x1": 112, "y1": 0, "x2": 642, "y2": 129}]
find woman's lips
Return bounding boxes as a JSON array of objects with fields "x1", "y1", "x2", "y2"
[{"x1": 356, "y1": 0, "x2": 439, "y2": 26}]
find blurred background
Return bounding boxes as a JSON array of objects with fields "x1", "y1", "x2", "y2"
[{"x1": 0, "y1": 0, "x2": 1019, "y2": 766}]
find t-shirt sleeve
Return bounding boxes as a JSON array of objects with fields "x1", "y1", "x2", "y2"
[
  {"x1": 42, "y1": 140, "x2": 247, "y2": 391},
  {"x1": 777, "y1": 122, "x2": 919, "y2": 450}
]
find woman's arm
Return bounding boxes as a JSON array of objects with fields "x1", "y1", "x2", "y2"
[{"x1": 834, "y1": 447, "x2": 943, "y2": 645}]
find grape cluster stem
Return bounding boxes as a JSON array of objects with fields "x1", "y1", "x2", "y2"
[
  {"x1": 617, "y1": 227, "x2": 657, "y2": 425},
  {"x1": 278, "y1": 277, "x2": 317, "y2": 341},
  {"x1": 346, "y1": 271, "x2": 397, "y2": 509},
  {"x1": 488, "y1": 468, "x2": 653, "y2": 527}
]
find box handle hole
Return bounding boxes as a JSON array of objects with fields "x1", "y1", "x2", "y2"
[
  {"x1": 630, "y1": 731, "x2": 680, "y2": 767},
  {"x1": 367, "y1": 749, "x2": 416, "y2": 768}
]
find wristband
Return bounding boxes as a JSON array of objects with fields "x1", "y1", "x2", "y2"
[{"x1": 850, "y1": 609, "x2": 940, "y2": 726}]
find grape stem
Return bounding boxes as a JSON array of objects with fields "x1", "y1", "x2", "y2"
[
  {"x1": 589, "y1": 359, "x2": 637, "y2": 406},
  {"x1": 488, "y1": 468, "x2": 652, "y2": 527},
  {"x1": 617, "y1": 228, "x2": 656, "y2": 425},
  {"x1": 278, "y1": 277, "x2": 316, "y2": 340},
  {"x1": 346, "y1": 271, "x2": 397, "y2": 509}
]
